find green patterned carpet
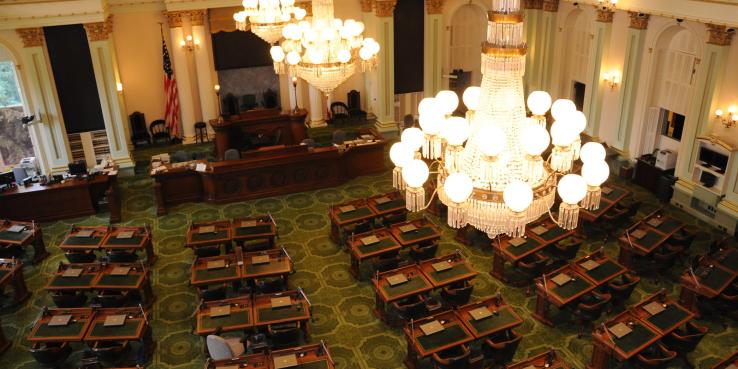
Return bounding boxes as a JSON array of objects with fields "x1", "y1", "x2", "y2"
[{"x1": 1, "y1": 151, "x2": 737, "y2": 369}]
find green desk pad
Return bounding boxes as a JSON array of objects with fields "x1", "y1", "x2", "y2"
[
  {"x1": 257, "y1": 305, "x2": 306, "y2": 322},
  {"x1": 49, "y1": 274, "x2": 95, "y2": 287},
  {"x1": 645, "y1": 304, "x2": 690, "y2": 332},
  {"x1": 88, "y1": 320, "x2": 141, "y2": 338},
  {"x1": 96, "y1": 274, "x2": 141, "y2": 287},
  {"x1": 602, "y1": 187, "x2": 626, "y2": 201},
  {"x1": 427, "y1": 264, "x2": 472, "y2": 284},
  {"x1": 244, "y1": 262, "x2": 286, "y2": 275},
  {"x1": 716, "y1": 250, "x2": 738, "y2": 272},
  {"x1": 583, "y1": 260, "x2": 624, "y2": 283},
  {"x1": 381, "y1": 277, "x2": 429, "y2": 299},
  {"x1": 356, "y1": 238, "x2": 397, "y2": 256},
  {"x1": 201, "y1": 310, "x2": 251, "y2": 330},
  {"x1": 374, "y1": 199, "x2": 406, "y2": 212},
  {"x1": 0, "y1": 269, "x2": 9, "y2": 281},
  {"x1": 635, "y1": 231, "x2": 663, "y2": 251},
  {"x1": 191, "y1": 231, "x2": 229, "y2": 242},
  {"x1": 612, "y1": 323, "x2": 657, "y2": 355},
  {"x1": 699, "y1": 267, "x2": 735, "y2": 291},
  {"x1": 336, "y1": 207, "x2": 373, "y2": 222},
  {"x1": 552, "y1": 277, "x2": 593, "y2": 301},
  {"x1": 417, "y1": 324, "x2": 470, "y2": 352},
  {"x1": 652, "y1": 218, "x2": 682, "y2": 234},
  {"x1": 104, "y1": 236, "x2": 144, "y2": 246},
  {"x1": 235, "y1": 225, "x2": 273, "y2": 237},
  {"x1": 534, "y1": 227, "x2": 569, "y2": 242},
  {"x1": 505, "y1": 237, "x2": 543, "y2": 258},
  {"x1": 293, "y1": 362, "x2": 329, "y2": 369},
  {"x1": 194, "y1": 265, "x2": 238, "y2": 282},
  {"x1": 64, "y1": 236, "x2": 103, "y2": 246},
  {"x1": 0, "y1": 230, "x2": 31, "y2": 242},
  {"x1": 34, "y1": 321, "x2": 87, "y2": 338},
  {"x1": 467, "y1": 308, "x2": 518, "y2": 334},
  {"x1": 398, "y1": 227, "x2": 437, "y2": 242}
]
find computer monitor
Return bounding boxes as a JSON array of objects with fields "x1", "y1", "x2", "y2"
[{"x1": 68, "y1": 160, "x2": 87, "y2": 176}]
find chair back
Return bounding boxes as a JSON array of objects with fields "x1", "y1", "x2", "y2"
[
  {"x1": 194, "y1": 246, "x2": 221, "y2": 259},
  {"x1": 96, "y1": 291, "x2": 129, "y2": 308},
  {"x1": 65, "y1": 251, "x2": 97, "y2": 263},
  {"x1": 664, "y1": 321, "x2": 707, "y2": 353},
  {"x1": 224, "y1": 149, "x2": 241, "y2": 161},
  {"x1": 52, "y1": 291, "x2": 87, "y2": 308},
  {"x1": 635, "y1": 344, "x2": 676, "y2": 369},
  {"x1": 199, "y1": 284, "x2": 228, "y2": 301},
  {"x1": 373, "y1": 255, "x2": 401, "y2": 273},
  {"x1": 268, "y1": 322, "x2": 301, "y2": 348},
  {"x1": 129, "y1": 112, "x2": 147, "y2": 134},
  {"x1": 347, "y1": 90, "x2": 361, "y2": 110},
  {"x1": 625, "y1": 201, "x2": 642, "y2": 218},
  {"x1": 607, "y1": 273, "x2": 640, "y2": 303},
  {"x1": 577, "y1": 293, "x2": 611, "y2": 321},
  {"x1": 107, "y1": 250, "x2": 138, "y2": 263},
  {"x1": 30, "y1": 342, "x2": 72, "y2": 367},
  {"x1": 150, "y1": 120, "x2": 168, "y2": 135},
  {"x1": 441, "y1": 282, "x2": 473, "y2": 307},
  {"x1": 330, "y1": 102, "x2": 350, "y2": 117},
  {"x1": 383, "y1": 212, "x2": 408, "y2": 227},
  {"x1": 91, "y1": 341, "x2": 130, "y2": 366},
  {"x1": 432, "y1": 346, "x2": 471, "y2": 369},
  {"x1": 207, "y1": 335, "x2": 235, "y2": 360},
  {"x1": 484, "y1": 331, "x2": 522, "y2": 364},
  {"x1": 410, "y1": 243, "x2": 438, "y2": 261},
  {"x1": 254, "y1": 276, "x2": 285, "y2": 294},
  {"x1": 519, "y1": 254, "x2": 549, "y2": 276},
  {"x1": 241, "y1": 94, "x2": 257, "y2": 111}
]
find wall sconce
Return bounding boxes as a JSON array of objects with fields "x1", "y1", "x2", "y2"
[
  {"x1": 180, "y1": 35, "x2": 200, "y2": 51},
  {"x1": 603, "y1": 71, "x2": 620, "y2": 90},
  {"x1": 715, "y1": 105, "x2": 738, "y2": 128},
  {"x1": 116, "y1": 82, "x2": 123, "y2": 92},
  {"x1": 598, "y1": 0, "x2": 617, "y2": 11}
]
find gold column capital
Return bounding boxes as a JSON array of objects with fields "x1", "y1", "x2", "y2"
[
  {"x1": 165, "y1": 11, "x2": 185, "y2": 28},
  {"x1": 522, "y1": 0, "x2": 543, "y2": 10},
  {"x1": 628, "y1": 11, "x2": 650, "y2": 30},
  {"x1": 360, "y1": 0, "x2": 373, "y2": 13},
  {"x1": 707, "y1": 24, "x2": 734, "y2": 46},
  {"x1": 595, "y1": 8, "x2": 614, "y2": 23},
  {"x1": 83, "y1": 15, "x2": 114, "y2": 42},
  {"x1": 374, "y1": 0, "x2": 397, "y2": 17},
  {"x1": 296, "y1": 1, "x2": 313, "y2": 16},
  {"x1": 188, "y1": 9, "x2": 206, "y2": 26},
  {"x1": 426, "y1": 0, "x2": 444, "y2": 14},
  {"x1": 542, "y1": 0, "x2": 559, "y2": 12},
  {"x1": 16, "y1": 27, "x2": 44, "y2": 48}
]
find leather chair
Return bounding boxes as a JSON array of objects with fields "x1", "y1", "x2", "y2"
[
  {"x1": 607, "y1": 272, "x2": 640, "y2": 310},
  {"x1": 90, "y1": 340, "x2": 130, "y2": 367},
  {"x1": 198, "y1": 284, "x2": 228, "y2": 302},
  {"x1": 129, "y1": 111, "x2": 151, "y2": 147},
  {"x1": 651, "y1": 248, "x2": 679, "y2": 281},
  {"x1": 372, "y1": 253, "x2": 403, "y2": 273},
  {"x1": 106, "y1": 250, "x2": 138, "y2": 263},
  {"x1": 30, "y1": 342, "x2": 72, "y2": 368},
  {"x1": 0, "y1": 244, "x2": 24, "y2": 259},
  {"x1": 330, "y1": 102, "x2": 351, "y2": 125},
  {"x1": 96, "y1": 291, "x2": 130, "y2": 308},
  {"x1": 195, "y1": 122, "x2": 209, "y2": 143},
  {"x1": 51, "y1": 291, "x2": 87, "y2": 308},
  {"x1": 382, "y1": 212, "x2": 407, "y2": 228},
  {"x1": 390, "y1": 295, "x2": 428, "y2": 326},
  {"x1": 512, "y1": 254, "x2": 549, "y2": 294},
  {"x1": 669, "y1": 227, "x2": 697, "y2": 249},
  {"x1": 65, "y1": 250, "x2": 97, "y2": 263},
  {"x1": 440, "y1": 281, "x2": 473, "y2": 307},
  {"x1": 150, "y1": 119, "x2": 171, "y2": 145},
  {"x1": 194, "y1": 246, "x2": 221, "y2": 259},
  {"x1": 268, "y1": 322, "x2": 302, "y2": 348},
  {"x1": 224, "y1": 149, "x2": 240, "y2": 161},
  {"x1": 482, "y1": 330, "x2": 522, "y2": 366},
  {"x1": 254, "y1": 276, "x2": 285, "y2": 294},
  {"x1": 431, "y1": 345, "x2": 471, "y2": 369},
  {"x1": 241, "y1": 239, "x2": 271, "y2": 252},
  {"x1": 409, "y1": 243, "x2": 438, "y2": 262},
  {"x1": 572, "y1": 291, "x2": 611, "y2": 337},
  {"x1": 549, "y1": 237, "x2": 583, "y2": 262},
  {"x1": 467, "y1": 353, "x2": 485, "y2": 369},
  {"x1": 206, "y1": 334, "x2": 245, "y2": 360},
  {"x1": 663, "y1": 321, "x2": 707, "y2": 367},
  {"x1": 634, "y1": 343, "x2": 677, "y2": 369}
]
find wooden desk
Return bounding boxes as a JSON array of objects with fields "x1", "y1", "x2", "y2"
[
  {"x1": 712, "y1": 247, "x2": 738, "y2": 273},
  {"x1": 457, "y1": 296, "x2": 523, "y2": 339},
  {"x1": 46, "y1": 263, "x2": 101, "y2": 291},
  {"x1": 195, "y1": 296, "x2": 253, "y2": 335},
  {"x1": 349, "y1": 228, "x2": 401, "y2": 279},
  {"x1": 388, "y1": 218, "x2": 442, "y2": 248},
  {"x1": 711, "y1": 351, "x2": 738, "y2": 369},
  {"x1": 242, "y1": 248, "x2": 293, "y2": 289},
  {"x1": 93, "y1": 263, "x2": 154, "y2": 305},
  {"x1": 618, "y1": 209, "x2": 684, "y2": 267},
  {"x1": 418, "y1": 252, "x2": 478, "y2": 289},
  {"x1": 580, "y1": 185, "x2": 630, "y2": 222},
  {"x1": 679, "y1": 257, "x2": 738, "y2": 313},
  {"x1": 366, "y1": 191, "x2": 407, "y2": 218},
  {"x1": 191, "y1": 254, "x2": 243, "y2": 287},
  {"x1": 59, "y1": 226, "x2": 108, "y2": 251},
  {"x1": 252, "y1": 289, "x2": 311, "y2": 338},
  {"x1": 102, "y1": 226, "x2": 156, "y2": 264},
  {"x1": 534, "y1": 263, "x2": 596, "y2": 326},
  {"x1": 629, "y1": 293, "x2": 694, "y2": 335},
  {"x1": 508, "y1": 350, "x2": 571, "y2": 369},
  {"x1": 403, "y1": 310, "x2": 474, "y2": 369},
  {"x1": 0, "y1": 219, "x2": 48, "y2": 264},
  {"x1": 84, "y1": 307, "x2": 148, "y2": 341},
  {"x1": 0, "y1": 258, "x2": 30, "y2": 304},
  {"x1": 372, "y1": 265, "x2": 433, "y2": 323},
  {"x1": 328, "y1": 199, "x2": 377, "y2": 244},
  {"x1": 0, "y1": 173, "x2": 120, "y2": 223},
  {"x1": 570, "y1": 251, "x2": 628, "y2": 286},
  {"x1": 27, "y1": 308, "x2": 95, "y2": 343},
  {"x1": 231, "y1": 215, "x2": 277, "y2": 248},
  {"x1": 186, "y1": 221, "x2": 233, "y2": 249},
  {"x1": 270, "y1": 342, "x2": 335, "y2": 369},
  {"x1": 209, "y1": 353, "x2": 268, "y2": 369}
]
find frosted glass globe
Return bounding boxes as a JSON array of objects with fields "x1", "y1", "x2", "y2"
[
  {"x1": 579, "y1": 142, "x2": 606, "y2": 163},
  {"x1": 527, "y1": 91, "x2": 552, "y2": 116},
  {"x1": 435, "y1": 90, "x2": 459, "y2": 115},
  {"x1": 558, "y1": 174, "x2": 587, "y2": 204},
  {"x1": 294, "y1": 8, "x2": 307, "y2": 20},
  {"x1": 286, "y1": 51, "x2": 301, "y2": 65},
  {"x1": 477, "y1": 126, "x2": 506, "y2": 157},
  {"x1": 402, "y1": 159, "x2": 429, "y2": 188},
  {"x1": 270, "y1": 46, "x2": 285, "y2": 62},
  {"x1": 282, "y1": 0, "x2": 295, "y2": 6},
  {"x1": 418, "y1": 98, "x2": 438, "y2": 116},
  {"x1": 551, "y1": 99, "x2": 576, "y2": 121},
  {"x1": 444, "y1": 173, "x2": 474, "y2": 204},
  {"x1": 359, "y1": 47, "x2": 373, "y2": 60},
  {"x1": 550, "y1": 120, "x2": 577, "y2": 146},
  {"x1": 419, "y1": 113, "x2": 442, "y2": 135},
  {"x1": 401, "y1": 127, "x2": 424, "y2": 151},
  {"x1": 389, "y1": 142, "x2": 414, "y2": 168},
  {"x1": 504, "y1": 180, "x2": 534, "y2": 213},
  {"x1": 582, "y1": 161, "x2": 610, "y2": 187},
  {"x1": 571, "y1": 111, "x2": 587, "y2": 134},
  {"x1": 337, "y1": 49, "x2": 351, "y2": 63},
  {"x1": 243, "y1": 0, "x2": 257, "y2": 7},
  {"x1": 440, "y1": 117, "x2": 470, "y2": 146},
  {"x1": 521, "y1": 124, "x2": 550, "y2": 156},
  {"x1": 462, "y1": 87, "x2": 481, "y2": 111}
]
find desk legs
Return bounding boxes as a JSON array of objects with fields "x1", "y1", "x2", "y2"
[
  {"x1": 403, "y1": 335, "x2": 419, "y2": 369},
  {"x1": 330, "y1": 222, "x2": 340, "y2": 245},
  {"x1": 350, "y1": 255, "x2": 361, "y2": 280},
  {"x1": 31, "y1": 232, "x2": 49, "y2": 265},
  {"x1": 12, "y1": 270, "x2": 30, "y2": 305},
  {"x1": 490, "y1": 250, "x2": 506, "y2": 282},
  {"x1": 587, "y1": 340, "x2": 612, "y2": 369},
  {"x1": 618, "y1": 246, "x2": 633, "y2": 269},
  {"x1": 454, "y1": 226, "x2": 474, "y2": 246},
  {"x1": 532, "y1": 290, "x2": 554, "y2": 326},
  {"x1": 679, "y1": 287, "x2": 700, "y2": 315},
  {"x1": 142, "y1": 280, "x2": 156, "y2": 307},
  {"x1": 145, "y1": 239, "x2": 157, "y2": 265},
  {"x1": 373, "y1": 292, "x2": 387, "y2": 323}
]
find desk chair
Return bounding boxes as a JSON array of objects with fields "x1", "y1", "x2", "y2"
[
  {"x1": 106, "y1": 250, "x2": 138, "y2": 263},
  {"x1": 206, "y1": 335, "x2": 245, "y2": 361},
  {"x1": 390, "y1": 295, "x2": 427, "y2": 327},
  {"x1": 634, "y1": 343, "x2": 677, "y2": 369},
  {"x1": 431, "y1": 345, "x2": 471, "y2": 369},
  {"x1": 254, "y1": 276, "x2": 285, "y2": 294},
  {"x1": 482, "y1": 330, "x2": 522, "y2": 366},
  {"x1": 663, "y1": 321, "x2": 707, "y2": 367},
  {"x1": 0, "y1": 244, "x2": 24, "y2": 259},
  {"x1": 195, "y1": 122, "x2": 209, "y2": 143},
  {"x1": 65, "y1": 250, "x2": 97, "y2": 263},
  {"x1": 511, "y1": 254, "x2": 549, "y2": 294},
  {"x1": 91, "y1": 340, "x2": 131, "y2": 367},
  {"x1": 194, "y1": 246, "x2": 221, "y2": 259},
  {"x1": 51, "y1": 291, "x2": 87, "y2": 308},
  {"x1": 332, "y1": 130, "x2": 346, "y2": 145},
  {"x1": 382, "y1": 212, "x2": 408, "y2": 228},
  {"x1": 171, "y1": 150, "x2": 189, "y2": 163},
  {"x1": 30, "y1": 342, "x2": 72, "y2": 368},
  {"x1": 268, "y1": 322, "x2": 302, "y2": 349},
  {"x1": 150, "y1": 119, "x2": 171, "y2": 145},
  {"x1": 409, "y1": 243, "x2": 438, "y2": 262},
  {"x1": 198, "y1": 284, "x2": 228, "y2": 302},
  {"x1": 440, "y1": 281, "x2": 473, "y2": 307},
  {"x1": 96, "y1": 291, "x2": 130, "y2": 308},
  {"x1": 372, "y1": 253, "x2": 403, "y2": 274},
  {"x1": 549, "y1": 237, "x2": 583, "y2": 263},
  {"x1": 607, "y1": 272, "x2": 640, "y2": 311},
  {"x1": 241, "y1": 238, "x2": 271, "y2": 252},
  {"x1": 224, "y1": 149, "x2": 240, "y2": 161},
  {"x1": 572, "y1": 291, "x2": 611, "y2": 337}
]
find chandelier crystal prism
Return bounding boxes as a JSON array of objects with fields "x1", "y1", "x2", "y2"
[
  {"x1": 233, "y1": 0, "x2": 307, "y2": 44},
  {"x1": 390, "y1": 0, "x2": 610, "y2": 238},
  {"x1": 268, "y1": 0, "x2": 380, "y2": 94}
]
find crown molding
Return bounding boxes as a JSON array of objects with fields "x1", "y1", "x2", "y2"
[{"x1": 561, "y1": 0, "x2": 738, "y2": 27}]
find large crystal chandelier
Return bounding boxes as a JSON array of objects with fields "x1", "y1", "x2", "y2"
[
  {"x1": 233, "y1": 0, "x2": 307, "y2": 44},
  {"x1": 389, "y1": 0, "x2": 610, "y2": 238},
  {"x1": 268, "y1": 0, "x2": 380, "y2": 94}
]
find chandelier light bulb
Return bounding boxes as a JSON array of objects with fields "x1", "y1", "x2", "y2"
[
  {"x1": 570, "y1": 110, "x2": 587, "y2": 134},
  {"x1": 527, "y1": 91, "x2": 552, "y2": 116},
  {"x1": 463, "y1": 87, "x2": 481, "y2": 111},
  {"x1": 551, "y1": 99, "x2": 576, "y2": 121},
  {"x1": 286, "y1": 51, "x2": 301, "y2": 65},
  {"x1": 419, "y1": 113, "x2": 443, "y2": 135},
  {"x1": 521, "y1": 124, "x2": 550, "y2": 156},
  {"x1": 716, "y1": 109, "x2": 724, "y2": 117},
  {"x1": 436, "y1": 90, "x2": 459, "y2": 115},
  {"x1": 441, "y1": 117, "x2": 470, "y2": 146},
  {"x1": 478, "y1": 126, "x2": 506, "y2": 157},
  {"x1": 558, "y1": 174, "x2": 587, "y2": 204},
  {"x1": 243, "y1": 0, "x2": 257, "y2": 7},
  {"x1": 402, "y1": 159, "x2": 430, "y2": 188},
  {"x1": 503, "y1": 180, "x2": 534, "y2": 213},
  {"x1": 359, "y1": 47, "x2": 373, "y2": 61},
  {"x1": 444, "y1": 173, "x2": 474, "y2": 204},
  {"x1": 729, "y1": 105, "x2": 738, "y2": 114},
  {"x1": 337, "y1": 49, "x2": 351, "y2": 63},
  {"x1": 401, "y1": 127, "x2": 425, "y2": 151},
  {"x1": 550, "y1": 120, "x2": 577, "y2": 146},
  {"x1": 270, "y1": 46, "x2": 285, "y2": 62},
  {"x1": 389, "y1": 142, "x2": 414, "y2": 168},
  {"x1": 418, "y1": 98, "x2": 438, "y2": 116},
  {"x1": 579, "y1": 142, "x2": 606, "y2": 163},
  {"x1": 582, "y1": 161, "x2": 610, "y2": 187}
]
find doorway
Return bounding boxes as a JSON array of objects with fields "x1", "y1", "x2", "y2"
[{"x1": 572, "y1": 81, "x2": 586, "y2": 111}]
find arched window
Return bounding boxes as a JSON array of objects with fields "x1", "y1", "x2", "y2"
[{"x1": 0, "y1": 47, "x2": 34, "y2": 170}]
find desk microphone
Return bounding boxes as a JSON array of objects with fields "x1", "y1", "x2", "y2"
[{"x1": 138, "y1": 303, "x2": 149, "y2": 325}]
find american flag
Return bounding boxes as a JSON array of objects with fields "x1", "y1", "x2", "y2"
[{"x1": 162, "y1": 36, "x2": 181, "y2": 139}]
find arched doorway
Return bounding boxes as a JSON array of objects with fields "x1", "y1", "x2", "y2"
[
  {"x1": 448, "y1": 3, "x2": 487, "y2": 90},
  {"x1": 0, "y1": 44, "x2": 34, "y2": 170}
]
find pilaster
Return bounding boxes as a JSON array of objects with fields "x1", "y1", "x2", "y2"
[
  {"x1": 615, "y1": 12, "x2": 649, "y2": 154},
  {"x1": 585, "y1": 8, "x2": 613, "y2": 138},
  {"x1": 373, "y1": 0, "x2": 398, "y2": 133},
  {"x1": 424, "y1": 0, "x2": 444, "y2": 96},
  {"x1": 523, "y1": 1, "x2": 541, "y2": 92},
  {"x1": 165, "y1": 10, "x2": 199, "y2": 144},
  {"x1": 190, "y1": 9, "x2": 217, "y2": 137},
  {"x1": 307, "y1": 86, "x2": 327, "y2": 128},
  {"x1": 538, "y1": 1, "x2": 558, "y2": 92},
  {"x1": 361, "y1": 1, "x2": 378, "y2": 120}
]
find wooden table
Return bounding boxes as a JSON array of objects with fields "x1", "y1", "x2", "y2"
[
  {"x1": 711, "y1": 350, "x2": 738, "y2": 369},
  {"x1": 366, "y1": 191, "x2": 407, "y2": 218},
  {"x1": 0, "y1": 258, "x2": 29, "y2": 304},
  {"x1": 270, "y1": 342, "x2": 335, "y2": 369},
  {"x1": 252, "y1": 289, "x2": 311, "y2": 338},
  {"x1": 508, "y1": 350, "x2": 571, "y2": 369},
  {"x1": 418, "y1": 252, "x2": 478, "y2": 289},
  {"x1": 195, "y1": 296, "x2": 253, "y2": 335},
  {"x1": 580, "y1": 185, "x2": 630, "y2": 222},
  {"x1": 491, "y1": 217, "x2": 577, "y2": 282},
  {"x1": 59, "y1": 226, "x2": 109, "y2": 251},
  {"x1": 349, "y1": 228, "x2": 402, "y2": 279},
  {"x1": 403, "y1": 310, "x2": 474, "y2": 369},
  {"x1": 27, "y1": 307, "x2": 95, "y2": 343},
  {"x1": 231, "y1": 215, "x2": 277, "y2": 249},
  {"x1": 46, "y1": 263, "x2": 102, "y2": 291},
  {"x1": 93, "y1": 263, "x2": 154, "y2": 306},
  {"x1": 679, "y1": 256, "x2": 738, "y2": 313},
  {"x1": 617, "y1": 209, "x2": 685, "y2": 268},
  {"x1": 0, "y1": 219, "x2": 48, "y2": 264},
  {"x1": 457, "y1": 296, "x2": 524, "y2": 339},
  {"x1": 186, "y1": 220, "x2": 233, "y2": 249},
  {"x1": 191, "y1": 253, "x2": 243, "y2": 287},
  {"x1": 328, "y1": 199, "x2": 377, "y2": 244},
  {"x1": 388, "y1": 218, "x2": 442, "y2": 248},
  {"x1": 84, "y1": 307, "x2": 148, "y2": 341},
  {"x1": 242, "y1": 248, "x2": 293, "y2": 289},
  {"x1": 101, "y1": 225, "x2": 156, "y2": 264},
  {"x1": 372, "y1": 265, "x2": 433, "y2": 323},
  {"x1": 588, "y1": 293, "x2": 694, "y2": 369}
]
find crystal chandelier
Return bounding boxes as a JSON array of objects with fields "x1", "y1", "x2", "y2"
[
  {"x1": 268, "y1": 0, "x2": 380, "y2": 94},
  {"x1": 389, "y1": 0, "x2": 610, "y2": 238},
  {"x1": 233, "y1": 0, "x2": 307, "y2": 44}
]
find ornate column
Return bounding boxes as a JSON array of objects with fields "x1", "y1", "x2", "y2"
[
  {"x1": 16, "y1": 27, "x2": 71, "y2": 173},
  {"x1": 584, "y1": 7, "x2": 613, "y2": 139},
  {"x1": 523, "y1": 0, "x2": 543, "y2": 92},
  {"x1": 189, "y1": 10, "x2": 217, "y2": 135},
  {"x1": 424, "y1": 0, "x2": 444, "y2": 96},
  {"x1": 83, "y1": 16, "x2": 135, "y2": 170},
  {"x1": 372, "y1": 0, "x2": 398, "y2": 133},
  {"x1": 361, "y1": 0, "x2": 378, "y2": 120},
  {"x1": 165, "y1": 11, "x2": 199, "y2": 143},
  {"x1": 539, "y1": 0, "x2": 559, "y2": 92},
  {"x1": 614, "y1": 12, "x2": 649, "y2": 155},
  {"x1": 307, "y1": 86, "x2": 326, "y2": 128}
]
